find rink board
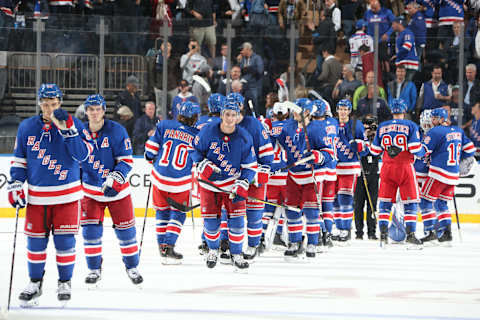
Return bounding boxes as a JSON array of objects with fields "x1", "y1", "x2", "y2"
[{"x1": 0, "y1": 155, "x2": 479, "y2": 222}]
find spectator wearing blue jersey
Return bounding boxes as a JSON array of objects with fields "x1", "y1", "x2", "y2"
[
  {"x1": 406, "y1": 0, "x2": 426, "y2": 60},
  {"x1": 363, "y1": 0, "x2": 395, "y2": 63},
  {"x1": 391, "y1": 16, "x2": 419, "y2": 81}
]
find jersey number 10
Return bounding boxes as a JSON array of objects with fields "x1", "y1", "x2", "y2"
[{"x1": 158, "y1": 140, "x2": 189, "y2": 170}]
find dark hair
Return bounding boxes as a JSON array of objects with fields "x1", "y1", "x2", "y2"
[
  {"x1": 396, "y1": 64, "x2": 406, "y2": 70},
  {"x1": 177, "y1": 114, "x2": 198, "y2": 127},
  {"x1": 359, "y1": 45, "x2": 370, "y2": 52},
  {"x1": 432, "y1": 65, "x2": 443, "y2": 72}
]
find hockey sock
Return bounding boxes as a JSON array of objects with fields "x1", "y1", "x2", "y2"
[
  {"x1": 304, "y1": 208, "x2": 320, "y2": 245},
  {"x1": 420, "y1": 198, "x2": 437, "y2": 231},
  {"x1": 227, "y1": 216, "x2": 244, "y2": 255},
  {"x1": 220, "y1": 209, "x2": 229, "y2": 241},
  {"x1": 435, "y1": 200, "x2": 451, "y2": 231},
  {"x1": 155, "y1": 209, "x2": 169, "y2": 245},
  {"x1": 165, "y1": 210, "x2": 186, "y2": 246},
  {"x1": 322, "y1": 201, "x2": 334, "y2": 233},
  {"x1": 246, "y1": 208, "x2": 263, "y2": 247},
  {"x1": 333, "y1": 197, "x2": 342, "y2": 230},
  {"x1": 114, "y1": 227, "x2": 139, "y2": 269},
  {"x1": 82, "y1": 224, "x2": 103, "y2": 270},
  {"x1": 203, "y1": 218, "x2": 220, "y2": 249},
  {"x1": 27, "y1": 236, "x2": 48, "y2": 280},
  {"x1": 276, "y1": 215, "x2": 285, "y2": 235},
  {"x1": 378, "y1": 201, "x2": 393, "y2": 231},
  {"x1": 338, "y1": 194, "x2": 354, "y2": 231},
  {"x1": 404, "y1": 203, "x2": 418, "y2": 232},
  {"x1": 53, "y1": 234, "x2": 76, "y2": 281},
  {"x1": 261, "y1": 203, "x2": 275, "y2": 233},
  {"x1": 286, "y1": 209, "x2": 302, "y2": 243}
]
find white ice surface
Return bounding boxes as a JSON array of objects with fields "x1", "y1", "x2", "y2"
[{"x1": 1, "y1": 218, "x2": 480, "y2": 320}]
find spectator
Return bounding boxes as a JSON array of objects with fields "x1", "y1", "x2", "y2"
[
  {"x1": 264, "y1": 92, "x2": 279, "y2": 116},
  {"x1": 266, "y1": 0, "x2": 281, "y2": 25},
  {"x1": 133, "y1": 102, "x2": 160, "y2": 155},
  {"x1": 115, "y1": 75, "x2": 142, "y2": 120},
  {"x1": 359, "y1": 45, "x2": 384, "y2": 88},
  {"x1": 309, "y1": 8, "x2": 336, "y2": 77},
  {"x1": 464, "y1": 64, "x2": 480, "y2": 124},
  {"x1": 349, "y1": 20, "x2": 373, "y2": 73},
  {"x1": 192, "y1": 66, "x2": 214, "y2": 109},
  {"x1": 211, "y1": 43, "x2": 231, "y2": 85},
  {"x1": 387, "y1": 65, "x2": 417, "y2": 115},
  {"x1": 217, "y1": 65, "x2": 248, "y2": 95},
  {"x1": 391, "y1": 16, "x2": 419, "y2": 81},
  {"x1": 231, "y1": 79, "x2": 244, "y2": 93},
  {"x1": 154, "y1": 41, "x2": 180, "y2": 112},
  {"x1": 324, "y1": 0, "x2": 341, "y2": 32},
  {"x1": 417, "y1": 66, "x2": 451, "y2": 112},
  {"x1": 446, "y1": 86, "x2": 461, "y2": 125},
  {"x1": 171, "y1": 79, "x2": 199, "y2": 119},
  {"x1": 419, "y1": 0, "x2": 437, "y2": 52},
  {"x1": 466, "y1": 14, "x2": 480, "y2": 67},
  {"x1": 317, "y1": 48, "x2": 342, "y2": 105},
  {"x1": 353, "y1": 71, "x2": 387, "y2": 110},
  {"x1": 278, "y1": 0, "x2": 306, "y2": 31},
  {"x1": 444, "y1": 21, "x2": 467, "y2": 84},
  {"x1": 340, "y1": 0, "x2": 361, "y2": 38},
  {"x1": 237, "y1": 42, "x2": 264, "y2": 113},
  {"x1": 406, "y1": 0, "x2": 426, "y2": 60},
  {"x1": 0, "y1": 1, "x2": 16, "y2": 51},
  {"x1": 187, "y1": 0, "x2": 217, "y2": 58},
  {"x1": 356, "y1": 84, "x2": 392, "y2": 123},
  {"x1": 364, "y1": 0, "x2": 395, "y2": 67},
  {"x1": 469, "y1": 102, "x2": 480, "y2": 159},
  {"x1": 387, "y1": 0, "x2": 404, "y2": 16},
  {"x1": 180, "y1": 39, "x2": 210, "y2": 84},
  {"x1": 437, "y1": 0, "x2": 464, "y2": 49},
  {"x1": 117, "y1": 105, "x2": 135, "y2": 139},
  {"x1": 332, "y1": 63, "x2": 362, "y2": 102}
]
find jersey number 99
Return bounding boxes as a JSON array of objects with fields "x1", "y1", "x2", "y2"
[{"x1": 381, "y1": 134, "x2": 407, "y2": 151}]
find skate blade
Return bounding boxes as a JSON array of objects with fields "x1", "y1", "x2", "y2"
[
  {"x1": 162, "y1": 258, "x2": 182, "y2": 265},
  {"x1": 316, "y1": 246, "x2": 325, "y2": 253},
  {"x1": 422, "y1": 240, "x2": 439, "y2": 247},
  {"x1": 233, "y1": 267, "x2": 249, "y2": 274},
  {"x1": 86, "y1": 283, "x2": 100, "y2": 290},
  {"x1": 219, "y1": 258, "x2": 233, "y2": 265},
  {"x1": 20, "y1": 298, "x2": 39, "y2": 308},
  {"x1": 438, "y1": 241, "x2": 453, "y2": 247},
  {"x1": 272, "y1": 245, "x2": 287, "y2": 251},
  {"x1": 59, "y1": 300, "x2": 69, "y2": 308},
  {"x1": 406, "y1": 244, "x2": 423, "y2": 250}
]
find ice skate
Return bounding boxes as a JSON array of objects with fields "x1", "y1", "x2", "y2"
[
  {"x1": 198, "y1": 241, "x2": 208, "y2": 255},
  {"x1": 205, "y1": 249, "x2": 219, "y2": 269},
  {"x1": 380, "y1": 226, "x2": 389, "y2": 248},
  {"x1": 337, "y1": 230, "x2": 351, "y2": 246},
  {"x1": 162, "y1": 245, "x2": 183, "y2": 265},
  {"x1": 284, "y1": 242, "x2": 300, "y2": 262},
  {"x1": 19, "y1": 279, "x2": 43, "y2": 308},
  {"x1": 243, "y1": 246, "x2": 258, "y2": 261},
  {"x1": 258, "y1": 236, "x2": 266, "y2": 255},
  {"x1": 272, "y1": 233, "x2": 287, "y2": 250},
  {"x1": 405, "y1": 232, "x2": 423, "y2": 250},
  {"x1": 85, "y1": 269, "x2": 101, "y2": 289},
  {"x1": 57, "y1": 280, "x2": 71, "y2": 307},
  {"x1": 438, "y1": 226, "x2": 453, "y2": 247},
  {"x1": 231, "y1": 254, "x2": 249, "y2": 273},
  {"x1": 126, "y1": 267, "x2": 144, "y2": 287},
  {"x1": 322, "y1": 232, "x2": 333, "y2": 249},
  {"x1": 306, "y1": 244, "x2": 316, "y2": 258},
  {"x1": 420, "y1": 230, "x2": 438, "y2": 246}
]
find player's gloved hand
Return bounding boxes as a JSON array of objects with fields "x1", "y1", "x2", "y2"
[
  {"x1": 229, "y1": 179, "x2": 249, "y2": 203},
  {"x1": 144, "y1": 151, "x2": 155, "y2": 165},
  {"x1": 386, "y1": 145, "x2": 402, "y2": 159},
  {"x1": 7, "y1": 180, "x2": 26, "y2": 208},
  {"x1": 52, "y1": 109, "x2": 77, "y2": 138},
  {"x1": 197, "y1": 159, "x2": 221, "y2": 181},
  {"x1": 102, "y1": 171, "x2": 125, "y2": 197},
  {"x1": 254, "y1": 165, "x2": 270, "y2": 187},
  {"x1": 304, "y1": 150, "x2": 324, "y2": 165},
  {"x1": 349, "y1": 139, "x2": 365, "y2": 153}
]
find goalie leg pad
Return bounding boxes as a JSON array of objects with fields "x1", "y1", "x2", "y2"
[
  {"x1": 204, "y1": 218, "x2": 221, "y2": 250},
  {"x1": 277, "y1": 215, "x2": 285, "y2": 235},
  {"x1": 82, "y1": 224, "x2": 103, "y2": 270},
  {"x1": 404, "y1": 203, "x2": 418, "y2": 232},
  {"x1": 304, "y1": 208, "x2": 320, "y2": 245},
  {"x1": 286, "y1": 209, "x2": 303, "y2": 243},
  {"x1": 155, "y1": 210, "x2": 169, "y2": 245},
  {"x1": 227, "y1": 216, "x2": 244, "y2": 255},
  {"x1": 378, "y1": 201, "x2": 393, "y2": 231},
  {"x1": 220, "y1": 209, "x2": 229, "y2": 241},
  {"x1": 165, "y1": 210, "x2": 186, "y2": 246},
  {"x1": 420, "y1": 198, "x2": 437, "y2": 231},
  {"x1": 114, "y1": 227, "x2": 139, "y2": 269},
  {"x1": 435, "y1": 200, "x2": 451, "y2": 230},
  {"x1": 53, "y1": 234, "x2": 76, "y2": 281},
  {"x1": 27, "y1": 236, "x2": 48, "y2": 280}
]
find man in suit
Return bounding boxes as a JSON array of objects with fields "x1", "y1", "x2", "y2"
[
  {"x1": 317, "y1": 48, "x2": 342, "y2": 106},
  {"x1": 462, "y1": 64, "x2": 480, "y2": 128},
  {"x1": 236, "y1": 42, "x2": 264, "y2": 113},
  {"x1": 212, "y1": 43, "x2": 231, "y2": 88}
]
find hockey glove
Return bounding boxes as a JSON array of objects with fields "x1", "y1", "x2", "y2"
[
  {"x1": 7, "y1": 180, "x2": 26, "y2": 208},
  {"x1": 386, "y1": 145, "x2": 402, "y2": 159},
  {"x1": 144, "y1": 152, "x2": 155, "y2": 165},
  {"x1": 349, "y1": 139, "x2": 365, "y2": 153},
  {"x1": 254, "y1": 165, "x2": 270, "y2": 187},
  {"x1": 102, "y1": 171, "x2": 125, "y2": 197},
  {"x1": 52, "y1": 109, "x2": 78, "y2": 138},
  {"x1": 229, "y1": 179, "x2": 249, "y2": 203},
  {"x1": 304, "y1": 150, "x2": 325, "y2": 165},
  {"x1": 197, "y1": 159, "x2": 221, "y2": 181}
]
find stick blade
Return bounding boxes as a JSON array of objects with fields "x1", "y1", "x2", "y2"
[{"x1": 283, "y1": 101, "x2": 302, "y2": 114}]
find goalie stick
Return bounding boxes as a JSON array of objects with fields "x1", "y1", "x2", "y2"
[
  {"x1": 197, "y1": 178, "x2": 302, "y2": 212},
  {"x1": 192, "y1": 75, "x2": 211, "y2": 94}
]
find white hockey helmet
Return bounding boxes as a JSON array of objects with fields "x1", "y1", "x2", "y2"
[
  {"x1": 420, "y1": 109, "x2": 433, "y2": 133},
  {"x1": 272, "y1": 102, "x2": 289, "y2": 115}
]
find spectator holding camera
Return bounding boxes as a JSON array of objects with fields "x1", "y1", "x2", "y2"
[{"x1": 180, "y1": 39, "x2": 210, "y2": 84}]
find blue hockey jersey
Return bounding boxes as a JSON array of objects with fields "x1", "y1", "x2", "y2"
[
  {"x1": 395, "y1": 27, "x2": 419, "y2": 70},
  {"x1": 424, "y1": 125, "x2": 475, "y2": 185},
  {"x1": 268, "y1": 119, "x2": 288, "y2": 186},
  {"x1": 81, "y1": 120, "x2": 133, "y2": 202},
  {"x1": 414, "y1": 131, "x2": 430, "y2": 183},
  {"x1": 364, "y1": 7, "x2": 395, "y2": 41},
  {"x1": 370, "y1": 119, "x2": 424, "y2": 163},
  {"x1": 469, "y1": 118, "x2": 480, "y2": 155},
  {"x1": 316, "y1": 117, "x2": 339, "y2": 181},
  {"x1": 270, "y1": 118, "x2": 334, "y2": 185},
  {"x1": 419, "y1": 0, "x2": 436, "y2": 28},
  {"x1": 10, "y1": 115, "x2": 92, "y2": 205},
  {"x1": 438, "y1": 0, "x2": 464, "y2": 26},
  {"x1": 336, "y1": 119, "x2": 369, "y2": 175},
  {"x1": 192, "y1": 122, "x2": 257, "y2": 193},
  {"x1": 238, "y1": 115, "x2": 274, "y2": 166},
  {"x1": 145, "y1": 120, "x2": 199, "y2": 193},
  {"x1": 409, "y1": 11, "x2": 426, "y2": 47},
  {"x1": 195, "y1": 115, "x2": 220, "y2": 130}
]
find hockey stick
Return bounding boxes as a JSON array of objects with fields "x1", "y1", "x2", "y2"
[
  {"x1": 167, "y1": 197, "x2": 200, "y2": 212},
  {"x1": 197, "y1": 178, "x2": 302, "y2": 212},
  {"x1": 192, "y1": 75, "x2": 211, "y2": 94},
  {"x1": 7, "y1": 205, "x2": 21, "y2": 312},
  {"x1": 138, "y1": 184, "x2": 152, "y2": 259},
  {"x1": 247, "y1": 100, "x2": 257, "y2": 118},
  {"x1": 452, "y1": 195, "x2": 463, "y2": 243}
]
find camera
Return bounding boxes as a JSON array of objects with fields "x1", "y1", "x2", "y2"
[
  {"x1": 192, "y1": 45, "x2": 196, "y2": 49},
  {"x1": 363, "y1": 115, "x2": 378, "y2": 132}
]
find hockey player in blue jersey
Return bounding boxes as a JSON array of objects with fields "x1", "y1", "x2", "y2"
[
  {"x1": 80, "y1": 94, "x2": 143, "y2": 287},
  {"x1": 370, "y1": 99, "x2": 425, "y2": 248},
  {"x1": 271, "y1": 99, "x2": 335, "y2": 260},
  {"x1": 227, "y1": 92, "x2": 274, "y2": 260},
  {"x1": 192, "y1": 100, "x2": 257, "y2": 271},
  {"x1": 145, "y1": 101, "x2": 200, "y2": 263},
  {"x1": 196, "y1": 93, "x2": 224, "y2": 130},
  {"x1": 419, "y1": 108, "x2": 476, "y2": 245},
  {"x1": 334, "y1": 99, "x2": 369, "y2": 243},
  {"x1": 8, "y1": 84, "x2": 92, "y2": 306}
]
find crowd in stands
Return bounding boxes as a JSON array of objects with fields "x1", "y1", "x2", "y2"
[{"x1": 2, "y1": 0, "x2": 480, "y2": 155}]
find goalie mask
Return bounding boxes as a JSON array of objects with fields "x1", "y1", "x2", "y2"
[{"x1": 420, "y1": 109, "x2": 433, "y2": 133}]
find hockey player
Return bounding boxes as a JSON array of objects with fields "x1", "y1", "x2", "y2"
[
  {"x1": 196, "y1": 93, "x2": 224, "y2": 130},
  {"x1": 192, "y1": 100, "x2": 257, "y2": 271},
  {"x1": 8, "y1": 84, "x2": 92, "y2": 306},
  {"x1": 145, "y1": 101, "x2": 200, "y2": 263},
  {"x1": 370, "y1": 98, "x2": 425, "y2": 248},
  {"x1": 80, "y1": 94, "x2": 143, "y2": 287},
  {"x1": 229, "y1": 93, "x2": 274, "y2": 260},
  {"x1": 270, "y1": 99, "x2": 335, "y2": 260},
  {"x1": 415, "y1": 110, "x2": 434, "y2": 188},
  {"x1": 334, "y1": 99, "x2": 369, "y2": 243},
  {"x1": 419, "y1": 108, "x2": 476, "y2": 245}
]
